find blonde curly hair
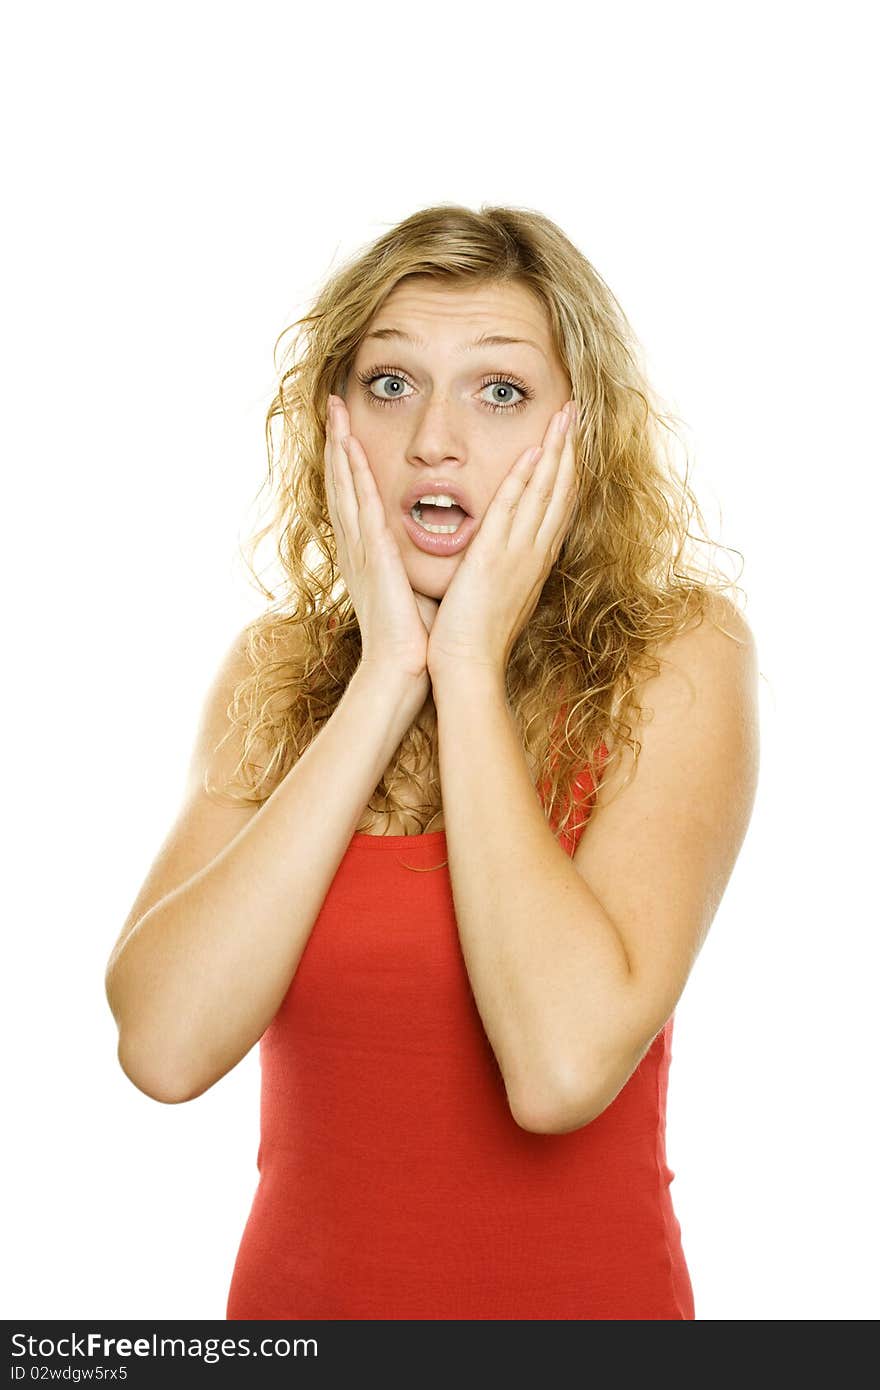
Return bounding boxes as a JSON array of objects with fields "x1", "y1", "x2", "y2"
[{"x1": 208, "y1": 202, "x2": 747, "y2": 853}]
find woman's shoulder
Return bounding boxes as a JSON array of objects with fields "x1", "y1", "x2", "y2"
[
  {"x1": 186, "y1": 617, "x2": 305, "y2": 790},
  {"x1": 642, "y1": 590, "x2": 756, "y2": 681},
  {"x1": 599, "y1": 590, "x2": 756, "y2": 768}
]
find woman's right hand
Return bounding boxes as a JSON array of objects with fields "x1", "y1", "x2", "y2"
[{"x1": 324, "y1": 394, "x2": 438, "y2": 682}]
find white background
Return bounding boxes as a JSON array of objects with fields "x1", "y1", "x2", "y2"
[{"x1": 3, "y1": 0, "x2": 877, "y2": 1322}]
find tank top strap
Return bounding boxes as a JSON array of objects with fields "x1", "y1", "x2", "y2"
[{"x1": 537, "y1": 696, "x2": 610, "y2": 856}]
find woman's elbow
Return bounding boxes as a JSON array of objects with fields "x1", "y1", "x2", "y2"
[{"x1": 115, "y1": 1033, "x2": 196, "y2": 1106}]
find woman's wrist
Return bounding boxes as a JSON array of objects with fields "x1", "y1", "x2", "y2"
[{"x1": 352, "y1": 659, "x2": 431, "y2": 715}]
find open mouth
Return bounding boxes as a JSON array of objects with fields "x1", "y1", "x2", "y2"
[
  {"x1": 409, "y1": 496, "x2": 471, "y2": 535},
  {"x1": 402, "y1": 494, "x2": 479, "y2": 556}
]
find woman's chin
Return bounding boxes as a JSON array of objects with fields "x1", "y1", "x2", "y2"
[
  {"x1": 409, "y1": 573, "x2": 453, "y2": 602},
  {"x1": 406, "y1": 557, "x2": 460, "y2": 600}
]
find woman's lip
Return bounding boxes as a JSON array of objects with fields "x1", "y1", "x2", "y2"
[{"x1": 400, "y1": 508, "x2": 479, "y2": 556}]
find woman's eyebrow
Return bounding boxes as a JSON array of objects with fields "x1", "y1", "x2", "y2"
[{"x1": 363, "y1": 326, "x2": 546, "y2": 357}]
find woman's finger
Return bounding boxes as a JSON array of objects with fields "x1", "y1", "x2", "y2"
[
  {"x1": 474, "y1": 441, "x2": 545, "y2": 553},
  {"x1": 323, "y1": 434, "x2": 349, "y2": 574},
  {"x1": 536, "y1": 430, "x2": 579, "y2": 561},
  {"x1": 530, "y1": 408, "x2": 578, "y2": 552},
  {"x1": 511, "y1": 405, "x2": 574, "y2": 548},
  {"x1": 340, "y1": 430, "x2": 393, "y2": 546},
  {"x1": 325, "y1": 399, "x2": 362, "y2": 550}
]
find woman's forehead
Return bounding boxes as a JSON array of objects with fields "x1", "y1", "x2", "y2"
[{"x1": 365, "y1": 279, "x2": 552, "y2": 345}]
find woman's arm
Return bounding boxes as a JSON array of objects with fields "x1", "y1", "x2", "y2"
[
  {"x1": 105, "y1": 650, "x2": 427, "y2": 1104},
  {"x1": 432, "y1": 602, "x2": 759, "y2": 1134}
]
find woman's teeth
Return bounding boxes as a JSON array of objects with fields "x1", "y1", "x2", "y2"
[
  {"x1": 411, "y1": 496, "x2": 467, "y2": 534},
  {"x1": 413, "y1": 510, "x2": 461, "y2": 534}
]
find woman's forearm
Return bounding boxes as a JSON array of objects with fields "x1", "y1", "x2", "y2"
[
  {"x1": 107, "y1": 661, "x2": 427, "y2": 1102},
  {"x1": 432, "y1": 665, "x2": 632, "y2": 1132}
]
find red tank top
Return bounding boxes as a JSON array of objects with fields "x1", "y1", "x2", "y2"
[{"x1": 226, "y1": 739, "x2": 695, "y2": 1320}]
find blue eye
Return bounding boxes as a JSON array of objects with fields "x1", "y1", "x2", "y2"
[{"x1": 354, "y1": 365, "x2": 533, "y2": 414}]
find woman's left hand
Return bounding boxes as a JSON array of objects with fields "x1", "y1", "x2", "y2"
[{"x1": 426, "y1": 401, "x2": 579, "y2": 684}]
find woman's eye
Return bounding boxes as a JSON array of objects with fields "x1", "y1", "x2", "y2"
[
  {"x1": 479, "y1": 381, "x2": 527, "y2": 412},
  {"x1": 365, "y1": 374, "x2": 411, "y2": 403},
  {"x1": 357, "y1": 371, "x2": 530, "y2": 414}
]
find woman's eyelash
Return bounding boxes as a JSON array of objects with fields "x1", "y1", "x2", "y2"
[{"x1": 354, "y1": 364, "x2": 534, "y2": 414}]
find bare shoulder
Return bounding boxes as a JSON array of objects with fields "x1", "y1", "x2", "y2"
[
  {"x1": 185, "y1": 617, "x2": 311, "y2": 799},
  {"x1": 185, "y1": 623, "x2": 261, "y2": 800},
  {"x1": 642, "y1": 589, "x2": 756, "y2": 696},
  {"x1": 687, "y1": 589, "x2": 757, "y2": 669},
  {"x1": 601, "y1": 590, "x2": 758, "y2": 766},
  {"x1": 106, "y1": 620, "x2": 303, "y2": 972},
  {"x1": 648, "y1": 591, "x2": 757, "y2": 736}
]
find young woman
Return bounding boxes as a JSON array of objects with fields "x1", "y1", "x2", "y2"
[{"x1": 104, "y1": 204, "x2": 760, "y2": 1320}]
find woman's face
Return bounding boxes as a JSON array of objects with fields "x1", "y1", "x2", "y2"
[{"x1": 341, "y1": 278, "x2": 573, "y2": 601}]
